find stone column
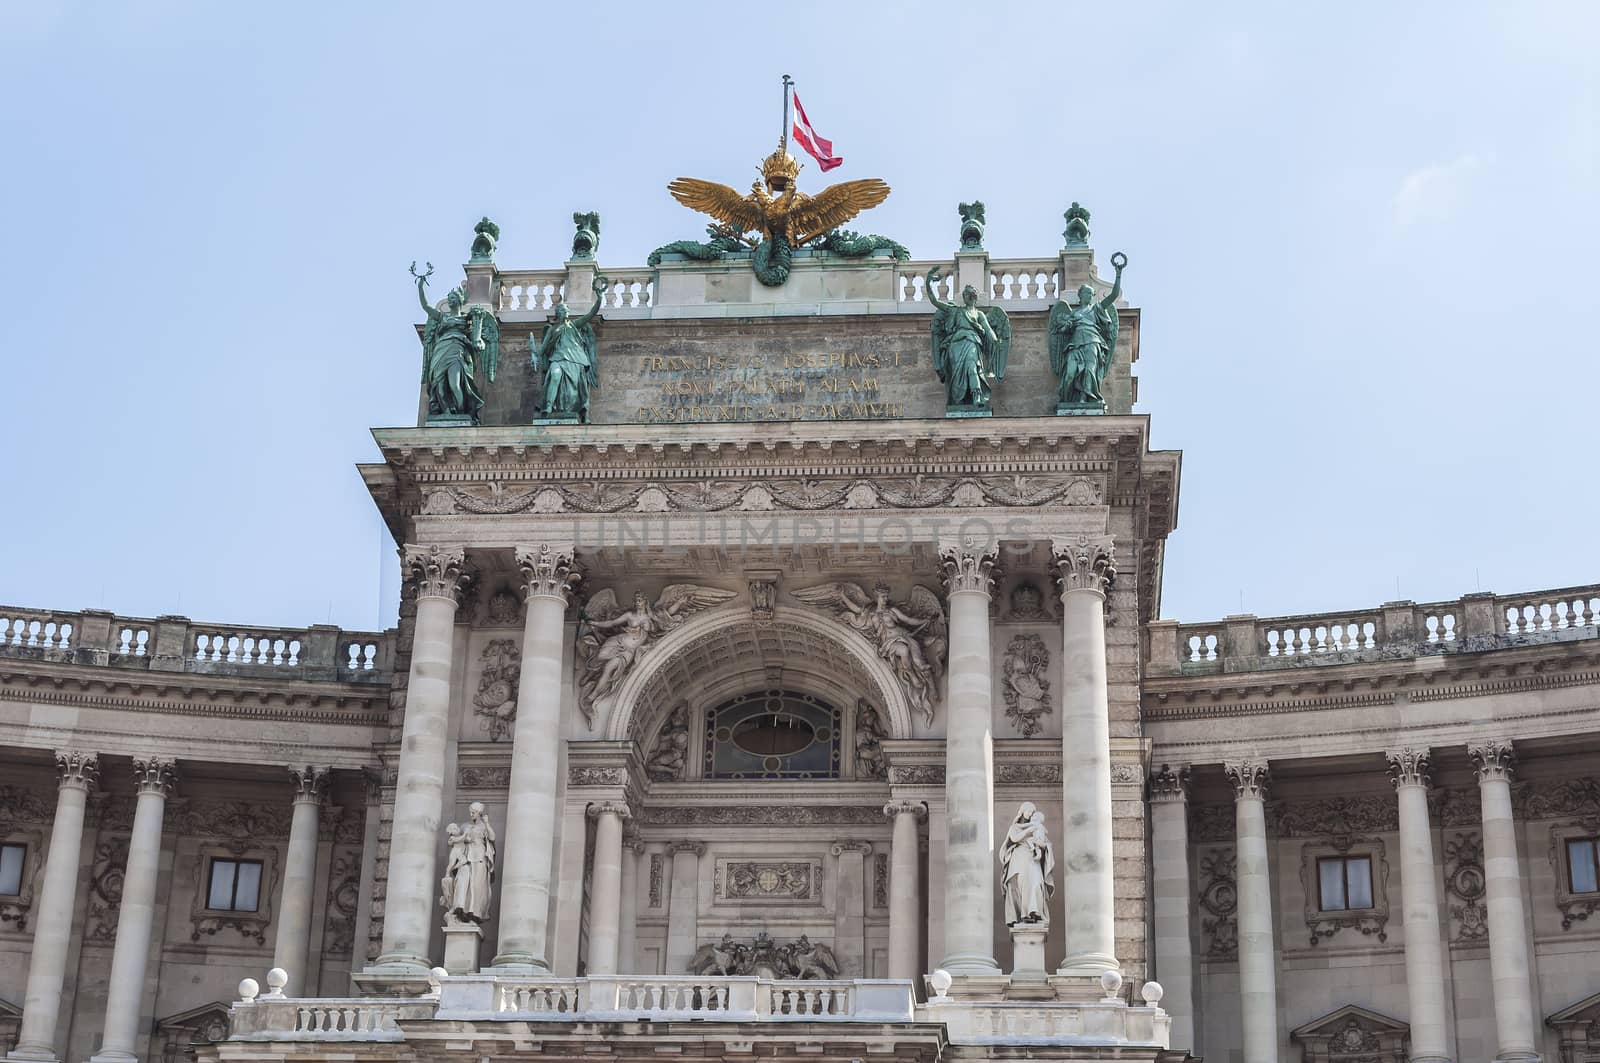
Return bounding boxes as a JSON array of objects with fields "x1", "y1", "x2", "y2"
[
  {"x1": 585, "y1": 802, "x2": 630, "y2": 975},
  {"x1": 1148, "y1": 765, "x2": 1195, "y2": 1053},
  {"x1": 664, "y1": 842, "x2": 703, "y2": 975},
  {"x1": 618, "y1": 836, "x2": 642, "y2": 975},
  {"x1": 1469, "y1": 740, "x2": 1539, "y2": 1063},
  {"x1": 375, "y1": 544, "x2": 471, "y2": 972},
  {"x1": 1387, "y1": 748, "x2": 1452, "y2": 1063},
  {"x1": 1226, "y1": 760, "x2": 1279, "y2": 1063},
  {"x1": 937, "y1": 540, "x2": 1000, "y2": 976},
  {"x1": 273, "y1": 765, "x2": 328, "y2": 996},
  {"x1": 1053, "y1": 535, "x2": 1120, "y2": 975},
  {"x1": 832, "y1": 842, "x2": 870, "y2": 977},
  {"x1": 883, "y1": 801, "x2": 926, "y2": 983},
  {"x1": 493, "y1": 544, "x2": 580, "y2": 971},
  {"x1": 8, "y1": 753, "x2": 98, "y2": 1063},
  {"x1": 350, "y1": 769, "x2": 382, "y2": 973},
  {"x1": 89, "y1": 758, "x2": 176, "y2": 1063}
]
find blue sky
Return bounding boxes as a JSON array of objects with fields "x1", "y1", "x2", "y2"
[{"x1": 1, "y1": 2, "x2": 1595, "y2": 632}]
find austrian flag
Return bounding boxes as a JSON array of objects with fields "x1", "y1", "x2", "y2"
[{"x1": 790, "y1": 91, "x2": 843, "y2": 172}]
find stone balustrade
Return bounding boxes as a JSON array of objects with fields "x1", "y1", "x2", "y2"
[
  {"x1": 1148, "y1": 582, "x2": 1600, "y2": 676},
  {"x1": 0, "y1": 605, "x2": 393, "y2": 682},
  {"x1": 229, "y1": 997, "x2": 436, "y2": 1042}
]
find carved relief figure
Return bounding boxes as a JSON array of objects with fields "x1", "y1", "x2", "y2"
[
  {"x1": 792, "y1": 582, "x2": 947, "y2": 726},
  {"x1": 440, "y1": 802, "x2": 496, "y2": 924},
  {"x1": 530, "y1": 275, "x2": 609, "y2": 423},
  {"x1": 1001, "y1": 634, "x2": 1052, "y2": 736},
  {"x1": 1047, "y1": 252, "x2": 1126, "y2": 409},
  {"x1": 1000, "y1": 802, "x2": 1055, "y2": 925},
  {"x1": 926, "y1": 265, "x2": 1011, "y2": 410},
  {"x1": 413, "y1": 263, "x2": 499, "y2": 422},
  {"x1": 645, "y1": 702, "x2": 690, "y2": 782},
  {"x1": 471, "y1": 639, "x2": 521, "y2": 742},
  {"x1": 854, "y1": 700, "x2": 887, "y2": 780},
  {"x1": 688, "y1": 933, "x2": 747, "y2": 976},
  {"x1": 578, "y1": 585, "x2": 737, "y2": 720},
  {"x1": 786, "y1": 934, "x2": 841, "y2": 979}
]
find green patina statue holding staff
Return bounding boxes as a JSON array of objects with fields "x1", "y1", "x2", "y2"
[
  {"x1": 1048, "y1": 251, "x2": 1127, "y2": 412},
  {"x1": 413, "y1": 261, "x2": 499, "y2": 424},
  {"x1": 926, "y1": 264, "x2": 1011, "y2": 413},
  {"x1": 530, "y1": 275, "x2": 609, "y2": 423}
]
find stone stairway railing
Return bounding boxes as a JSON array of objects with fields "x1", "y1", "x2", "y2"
[
  {"x1": 0, "y1": 605, "x2": 394, "y2": 682},
  {"x1": 1149, "y1": 582, "x2": 1600, "y2": 676}
]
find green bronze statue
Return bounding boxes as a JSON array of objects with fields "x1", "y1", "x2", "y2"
[
  {"x1": 531, "y1": 276, "x2": 609, "y2": 423},
  {"x1": 1047, "y1": 251, "x2": 1126, "y2": 410},
  {"x1": 414, "y1": 262, "x2": 499, "y2": 423},
  {"x1": 927, "y1": 265, "x2": 1011, "y2": 412}
]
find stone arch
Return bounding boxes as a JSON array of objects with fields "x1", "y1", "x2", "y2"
[{"x1": 604, "y1": 605, "x2": 914, "y2": 743}]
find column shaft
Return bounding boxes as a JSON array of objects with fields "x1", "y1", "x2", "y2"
[
  {"x1": 664, "y1": 844, "x2": 702, "y2": 974},
  {"x1": 91, "y1": 760, "x2": 173, "y2": 1063},
  {"x1": 273, "y1": 768, "x2": 326, "y2": 995},
  {"x1": 1472, "y1": 742, "x2": 1537, "y2": 1063},
  {"x1": 832, "y1": 843, "x2": 868, "y2": 977},
  {"x1": 585, "y1": 804, "x2": 628, "y2": 975},
  {"x1": 350, "y1": 773, "x2": 382, "y2": 973},
  {"x1": 939, "y1": 542, "x2": 999, "y2": 975},
  {"x1": 494, "y1": 545, "x2": 578, "y2": 970},
  {"x1": 1055, "y1": 537, "x2": 1119, "y2": 974},
  {"x1": 377, "y1": 544, "x2": 468, "y2": 970},
  {"x1": 9, "y1": 754, "x2": 96, "y2": 1063},
  {"x1": 1389, "y1": 749, "x2": 1452, "y2": 1063},
  {"x1": 617, "y1": 840, "x2": 640, "y2": 975},
  {"x1": 885, "y1": 803, "x2": 924, "y2": 982},
  {"x1": 1229, "y1": 761, "x2": 1279, "y2": 1063},
  {"x1": 1149, "y1": 767, "x2": 1195, "y2": 1053}
]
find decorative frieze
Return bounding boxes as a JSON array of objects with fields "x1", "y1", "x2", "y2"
[
  {"x1": 403, "y1": 543, "x2": 472, "y2": 603},
  {"x1": 995, "y1": 763, "x2": 1061, "y2": 785},
  {"x1": 713, "y1": 859, "x2": 821, "y2": 903},
  {"x1": 458, "y1": 766, "x2": 512, "y2": 789},
  {"x1": 570, "y1": 766, "x2": 628, "y2": 788},
  {"x1": 635, "y1": 805, "x2": 887, "y2": 826},
  {"x1": 1001, "y1": 633, "x2": 1051, "y2": 737},
  {"x1": 1272, "y1": 795, "x2": 1397, "y2": 844},
  {"x1": 169, "y1": 801, "x2": 293, "y2": 850},
  {"x1": 514, "y1": 543, "x2": 581, "y2": 602},
  {"x1": 888, "y1": 764, "x2": 945, "y2": 786},
  {"x1": 1052, "y1": 535, "x2": 1116, "y2": 596},
  {"x1": 472, "y1": 639, "x2": 521, "y2": 741}
]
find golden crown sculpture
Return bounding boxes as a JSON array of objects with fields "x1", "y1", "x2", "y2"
[{"x1": 760, "y1": 145, "x2": 802, "y2": 186}]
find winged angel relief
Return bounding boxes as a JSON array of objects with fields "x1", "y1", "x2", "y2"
[
  {"x1": 577, "y1": 585, "x2": 736, "y2": 724},
  {"x1": 663, "y1": 145, "x2": 894, "y2": 287},
  {"x1": 791, "y1": 583, "x2": 947, "y2": 725}
]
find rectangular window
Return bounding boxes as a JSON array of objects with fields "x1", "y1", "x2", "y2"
[
  {"x1": 1317, "y1": 855, "x2": 1374, "y2": 911},
  {"x1": 0, "y1": 843, "x2": 24, "y2": 895},
  {"x1": 1569, "y1": 838, "x2": 1599, "y2": 895},
  {"x1": 206, "y1": 858, "x2": 262, "y2": 912}
]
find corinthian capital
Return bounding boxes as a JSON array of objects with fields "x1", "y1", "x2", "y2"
[
  {"x1": 404, "y1": 543, "x2": 473, "y2": 603},
  {"x1": 56, "y1": 751, "x2": 99, "y2": 791},
  {"x1": 131, "y1": 757, "x2": 177, "y2": 797},
  {"x1": 515, "y1": 543, "x2": 582, "y2": 603},
  {"x1": 1386, "y1": 747, "x2": 1432, "y2": 790},
  {"x1": 939, "y1": 539, "x2": 999, "y2": 596},
  {"x1": 1052, "y1": 535, "x2": 1116, "y2": 596},
  {"x1": 1468, "y1": 739, "x2": 1516, "y2": 784},
  {"x1": 290, "y1": 765, "x2": 330, "y2": 804},
  {"x1": 1149, "y1": 764, "x2": 1190, "y2": 803},
  {"x1": 587, "y1": 801, "x2": 632, "y2": 821},
  {"x1": 1224, "y1": 759, "x2": 1269, "y2": 801}
]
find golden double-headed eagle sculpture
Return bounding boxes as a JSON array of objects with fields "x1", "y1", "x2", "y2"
[{"x1": 669, "y1": 144, "x2": 891, "y2": 247}]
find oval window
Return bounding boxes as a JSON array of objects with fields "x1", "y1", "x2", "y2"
[{"x1": 730, "y1": 713, "x2": 816, "y2": 756}]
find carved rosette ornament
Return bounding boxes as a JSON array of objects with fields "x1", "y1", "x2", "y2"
[
  {"x1": 1468, "y1": 739, "x2": 1516, "y2": 783},
  {"x1": 1052, "y1": 535, "x2": 1116, "y2": 596},
  {"x1": 939, "y1": 540, "x2": 999, "y2": 596},
  {"x1": 290, "y1": 765, "x2": 329, "y2": 805},
  {"x1": 1386, "y1": 747, "x2": 1432, "y2": 790},
  {"x1": 1149, "y1": 764, "x2": 1190, "y2": 803},
  {"x1": 404, "y1": 543, "x2": 472, "y2": 603},
  {"x1": 57, "y1": 750, "x2": 100, "y2": 791},
  {"x1": 1225, "y1": 760, "x2": 1270, "y2": 801},
  {"x1": 515, "y1": 543, "x2": 581, "y2": 602},
  {"x1": 132, "y1": 757, "x2": 177, "y2": 797}
]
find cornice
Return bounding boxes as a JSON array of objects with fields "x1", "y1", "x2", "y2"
[{"x1": 0, "y1": 671, "x2": 389, "y2": 726}]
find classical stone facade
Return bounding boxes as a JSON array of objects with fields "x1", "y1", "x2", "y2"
[{"x1": 0, "y1": 201, "x2": 1595, "y2": 1063}]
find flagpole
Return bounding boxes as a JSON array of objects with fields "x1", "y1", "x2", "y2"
[{"x1": 781, "y1": 74, "x2": 793, "y2": 153}]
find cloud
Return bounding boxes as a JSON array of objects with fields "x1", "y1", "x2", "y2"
[{"x1": 1392, "y1": 153, "x2": 1488, "y2": 226}]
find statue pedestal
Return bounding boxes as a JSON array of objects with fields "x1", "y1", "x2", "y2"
[
  {"x1": 1055, "y1": 401, "x2": 1105, "y2": 416},
  {"x1": 945, "y1": 404, "x2": 992, "y2": 419},
  {"x1": 426, "y1": 414, "x2": 476, "y2": 428},
  {"x1": 442, "y1": 922, "x2": 484, "y2": 975},
  {"x1": 532, "y1": 415, "x2": 582, "y2": 426},
  {"x1": 1009, "y1": 924, "x2": 1050, "y2": 983}
]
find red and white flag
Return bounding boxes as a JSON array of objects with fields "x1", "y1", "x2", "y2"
[{"x1": 791, "y1": 91, "x2": 842, "y2": 172}]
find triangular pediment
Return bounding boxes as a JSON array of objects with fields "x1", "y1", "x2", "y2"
[
  {"x1": 155, "y1": 1001, "x2": 231, "y2": 1040},
  {"x1": 0, "y1": 996, "x2": 20, "y2": 1018},
  {"x1": 1292, "y1": 1004, "x2": 1409, "y2": 1040},
  {"x1": 1550, "y1": 989, "x2": 1600, "y2": 1027}
]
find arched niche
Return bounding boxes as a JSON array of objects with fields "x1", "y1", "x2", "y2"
[{"x1": 604, "y1": 605, "x2": 914, "y2": 748}]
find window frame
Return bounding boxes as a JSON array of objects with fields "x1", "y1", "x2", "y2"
[
  {"x1": 0, "y1": 841, "x2": 27, "y2": 897},
  {"x1": 205, "y1": 857, "x2": 264, "y2": 913},
  {"x1": 1565, "y1": 836, "x2": 1599, "y2": 896},
  {"x1": 1316, "y1": 854, "x2": 1376, "y2": 913}
]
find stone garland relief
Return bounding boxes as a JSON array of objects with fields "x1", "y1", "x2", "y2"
[
  {"x1": 996, "y1": 764, "x2": 1062, "y2": 785},
  {"x1": 1443, "y1": 831, "x2": 1488, "y2": 943},
  {"x1": 569, "y1": 766, "x2": 628, "y2": 788},
  {"x1": 458, "y1": 766, "x2": 512, "y2": 789},
  {"x1": 648, "y1": 853, "x2": 663, "y2": 907},
  {"x1": 472, "y1": 638, "x2": 521, "y2": 741},
  {"x1": 422, "y1": 473, "x2": 1104, "y2": 518},
  {"x1": 1001, "y1": 633, "x2": 1052, "y2": 737},
  {"x1": 1197, "y1": 847, "x2": 1238, "y2": 960},
  {"x1": 874, "y1": 852, "x2": 889, "y2": 910}
]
